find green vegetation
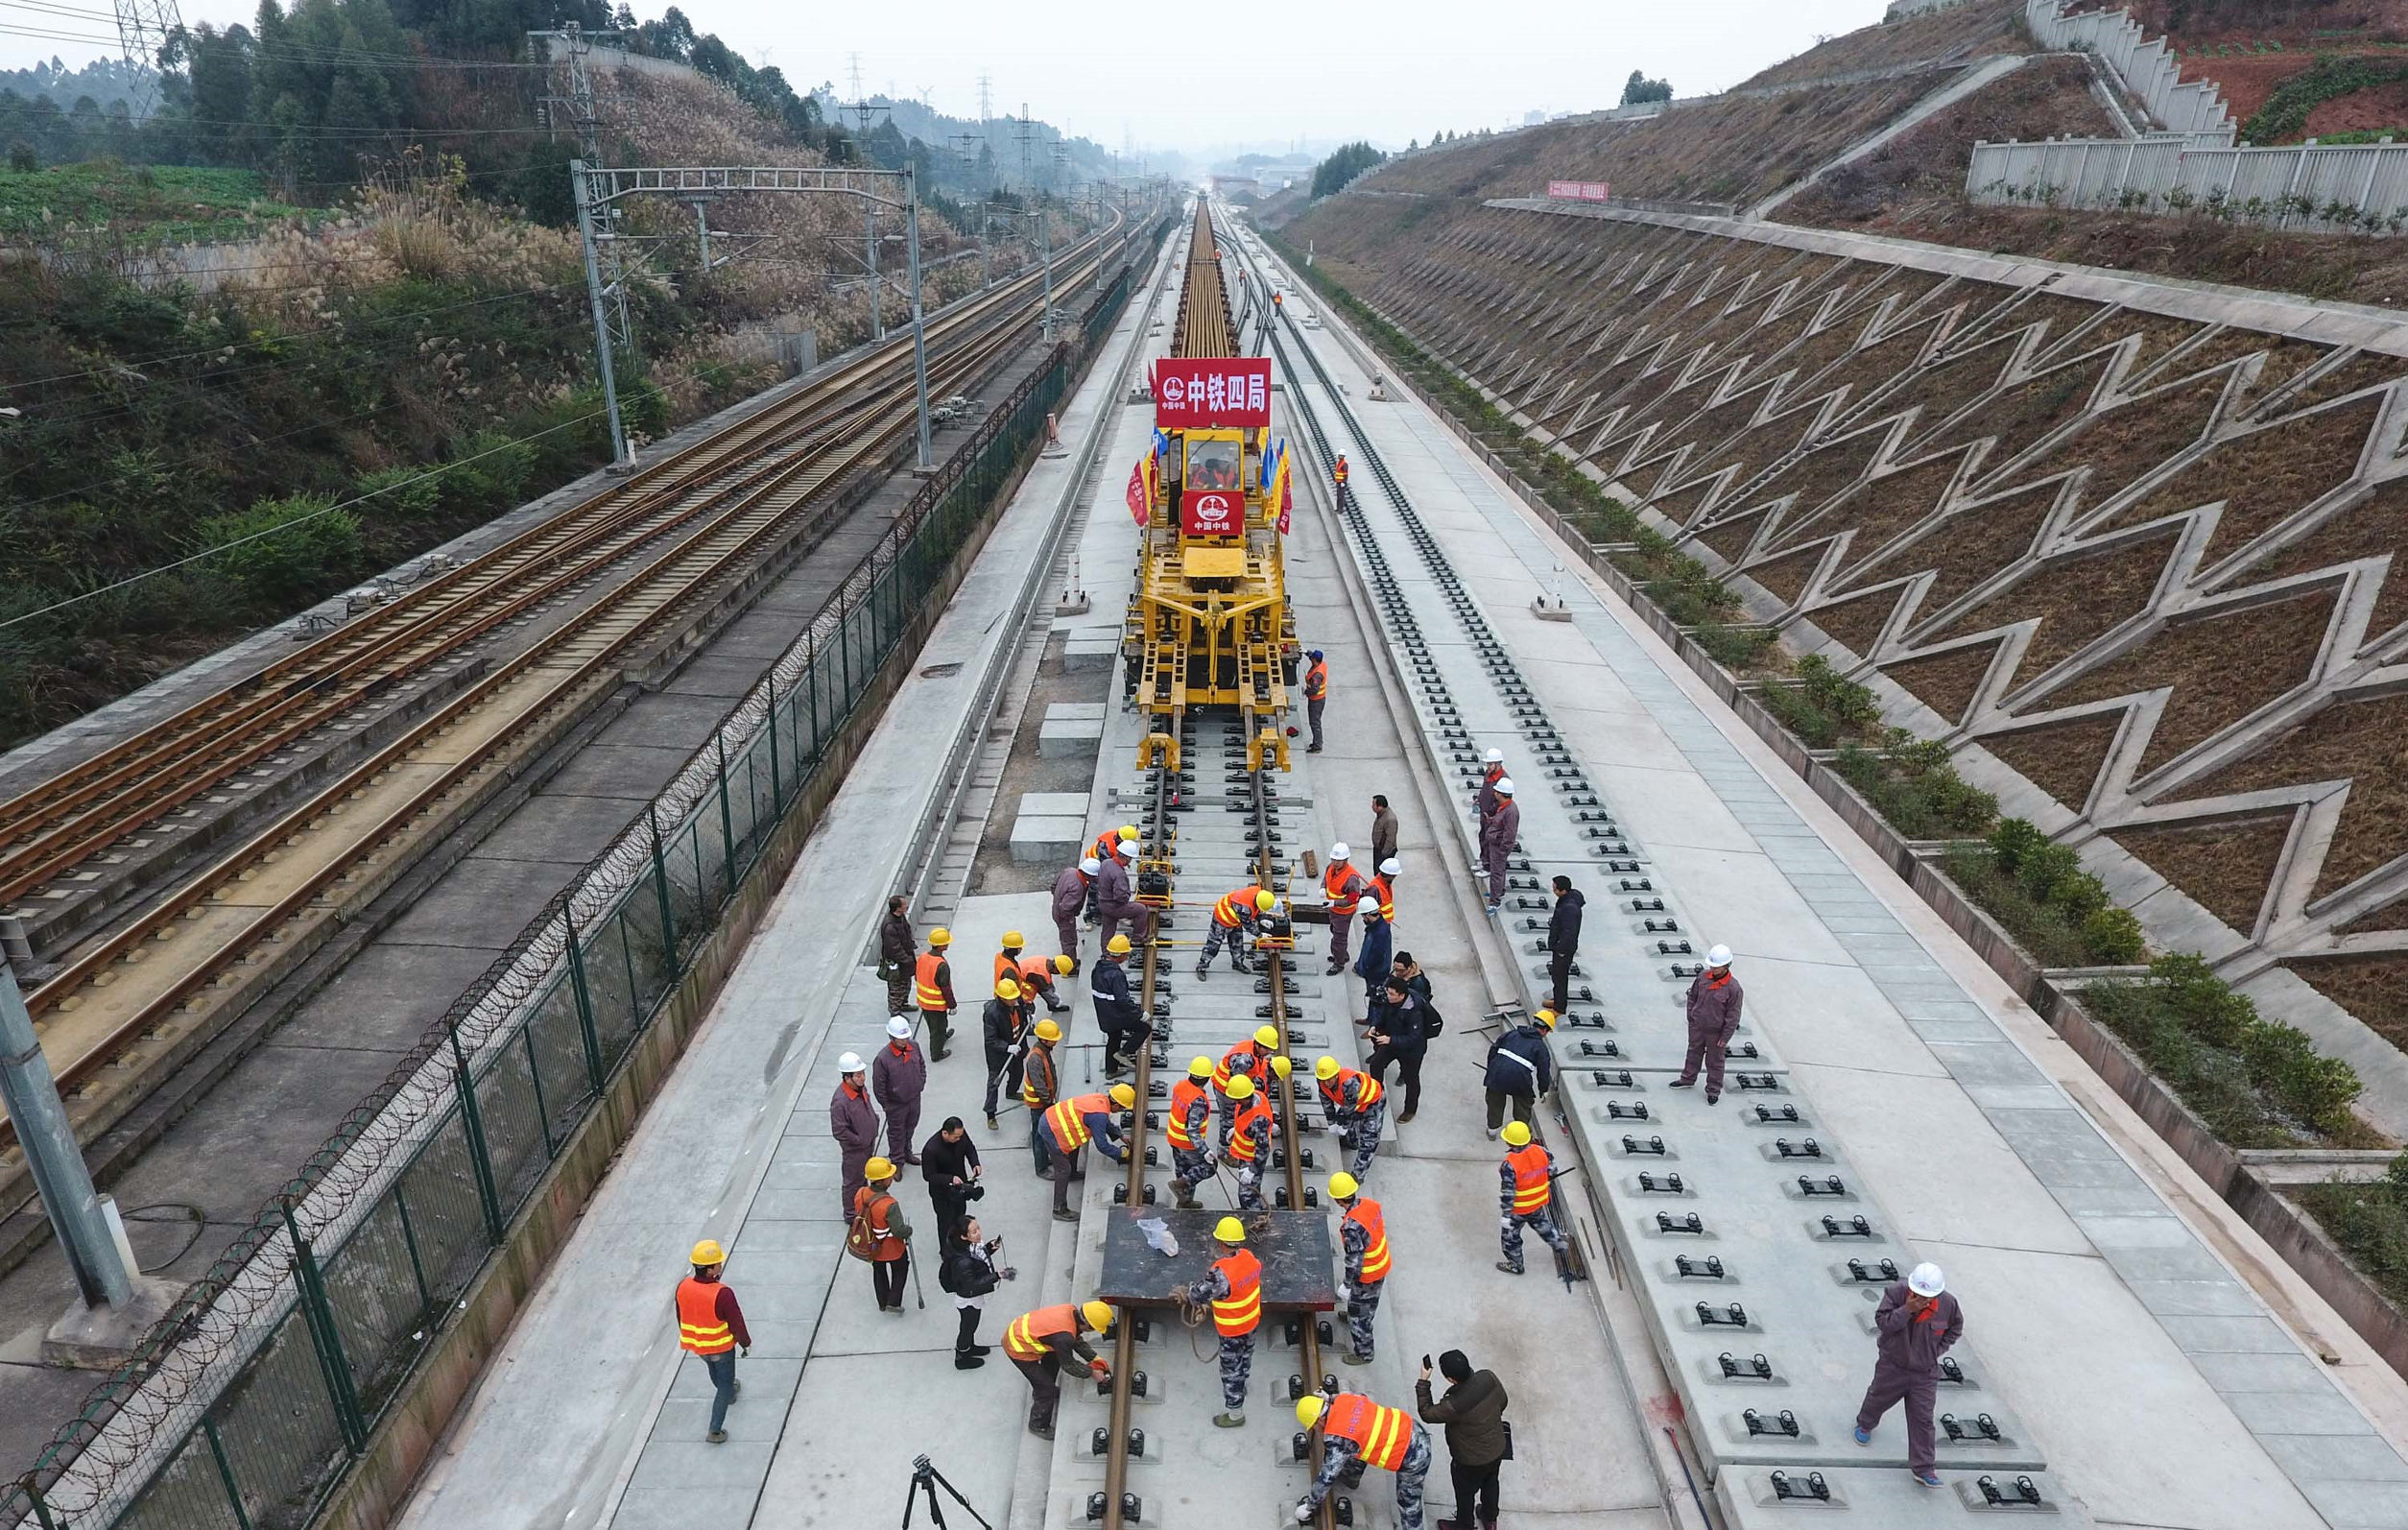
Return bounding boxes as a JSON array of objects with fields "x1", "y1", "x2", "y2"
[
  {"x1": 2085, "y1": 953, "x2": 2372, "y2": 1147},
  {"x1": 1756, "y1": 654, "x2": 1883, "y2": 749},
  {"x1": 1311, "y1": 142, "x2": 1387, "y2": 200},
  {"x1": 2297, "y1": 1156, "x2": 2408, "y2": 1307},
  {"x1": 1620, "y1": 70, "x2": 1674, "y2": 107},
  {"x1": 0, "y1": 162, "x2": 310, "y2": 243},
  {"x1": 2243, "y1": 53, "x2": 2408, "y2": 143},
  {"x1": 1943, "y1": 818, "x2": 2149, "y2": 968},
  {"x1": 1691, "y1": 622, "x2": 1778, "y2": 671},
  {"x1": 1832, "y1": 729, "x2": 1998, "y2": 840}
]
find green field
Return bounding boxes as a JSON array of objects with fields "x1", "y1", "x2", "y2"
[{"x1": 0, "y1": 162, "x2": 314, "y2": 243}]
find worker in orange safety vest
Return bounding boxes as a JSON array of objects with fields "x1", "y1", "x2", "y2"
[
  {"x1": 1183, "y1": 1216, "x2": 1263, "y2": 1427},
  {"x1": 1295, "y1": 1389, "x2": 1431, "y2": 1528},
  {"x1": 675, "y1": 1238, "x2": 751, "y2": 1444}
]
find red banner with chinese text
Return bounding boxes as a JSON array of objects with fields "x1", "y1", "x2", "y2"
[
  {"x1": 1152, "y1": 358, "x2": 1273, "y2": 429},
  {"x1": 1180, "y1": 488, "x2": 1245, "y2": 538}
]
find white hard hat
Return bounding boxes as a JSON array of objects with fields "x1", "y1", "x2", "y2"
[
  {"x1": 1117, "y1": 837, "x2": 1140, "y2": 855},
  {"x1": 1379, "y1": 857, "x2": 1401, "y2": 875},
  {"x1": 1483, "y1": 748, "x2": 1504, "y2": 764},
  {"x1": 888, "y1": 1016, "x2": 914, "y2": 1040},
  {"x1": 1494, "y1": 777, "x2": 1515, "y2": 797},
  {"x1": 1268, "y1": 897, "x2": 1287, "y2": 918},
  {"x1": 1329, "y1": 842, "x2": 1350, "y2": 861},
  {"x1": 1908, "y1": 1262, "x2": 1945, "y2": 1298},
  {"x1": 838, "y1": 1051, "x2": 865, "y2": 1073},
  {"x1": 1081, "y1": 856, "x2": 1102, "y2": 874},
  {"x1": 1705, "y1": 944, "x2": 1732, "y2": 968}
]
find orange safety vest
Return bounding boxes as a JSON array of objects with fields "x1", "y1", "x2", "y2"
[
  {"x1": 852, "y1": 1184, "x2": 904, "y2": 1261},
  {"x1": 1227, "y1": 1094, "x2": 1276, "y2": 1164},
  {"x1": 1323, "y1": 863, "x2": 1362, "y2": 915},
  {"x1": 1344, "y1": 1198, "x2": 1392, "y2": 1283},
  {"x1": 1507, "y1": 1142, "x2": 1552, "y2": 1214},
  {"x1": 1167, "y1": 1077, "x2": 1208, "y2": 1151},
  {"x1": 675, "y1": 1277, "x2": 735, "y2": 1355},
  {"x1": 915, "y1": 952, "x2": 947, "y2": 1010},
  {"x1": 1046, "y1": 1093, "x2": 1109, "y2": 1152},
  {"x1": 1213, "y1": 1041, "x2": 1261, "y2": 1093},
  {"x1": 1321, "y1": 1392, "x2": 1415, "y2": 1471},
  {"x1": 1017, "y1": 956, "x2": 1058, "y2": 1000},
  {"x1": 1212, "y1": 888, "x2": 1259, "y2": 928},
  {"x1": 1334, "y1": 459, "x2": 1349, "y2": 485},
  {"x1": 1003, "y1": 1303, "x2": 1080, "y2": 1361},
  {"x1": 1093, "y1": 830, "x2": 1126, "y2": 865},
  {"x1": 1368, "y1": 873, "x2": 1395, "y2": 922},
  {"x1": 1304, "y1": 659, "x2": 1328, "y2": 702},
  {"x1": 1210, "y1": 1249, "x2": 1262, "y2": 1336},
  {"x1": 995, "y1": 950, "x2": 1022, "y2": 991},
  {"x1": 1321, "y1": 1068, "x2": 1382, "y2": 1116},
  {"x1": 1021, "y1": 1043, "x2": 1058, "y2": 1109}
]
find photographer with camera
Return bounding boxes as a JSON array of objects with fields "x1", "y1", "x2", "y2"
[
  {"x1": 938, "y1": 1216, "x2": 1013, "y2": 1370},
  {"x1": 921, "y1": 1117, "x2": 984, "y2": 1247}
]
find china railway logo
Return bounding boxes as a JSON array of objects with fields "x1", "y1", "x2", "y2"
[{"x1": 1188, "y1": 491, "x2": 1238, "y2": 533}]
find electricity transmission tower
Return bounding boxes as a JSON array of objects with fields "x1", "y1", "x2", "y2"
[
  {"x1": 839, "y1": 57, "x2": 894, "y2": 338},
  {"x1": 113, "y1": 0, "x2": 180, "y2": 117}
]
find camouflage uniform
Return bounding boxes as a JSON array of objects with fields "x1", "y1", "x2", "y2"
[
  {"x1": 1322, "y1": 1072, "x2": 1385, "y2": 1181},
  {"x1": 1171, "y1": 1088, "x2": 1214, "y2": 1199},
  {"x1": 1499, "y1": 1156, "x2": 1570, "y2": 1274},
  {"x1": 1185, "y1": 1265, "x2": 1254, "y2": 1411},
  {"x1": 1340, "y1": 1209, "x2": 1384, "y2": 1361},
  {"x1": 1305, "y1": 1415, "x2": 1431, "y2": 1530},
  {"x1": 1229, "y1": 1109, "x2": 1273, "y2": 1212}
]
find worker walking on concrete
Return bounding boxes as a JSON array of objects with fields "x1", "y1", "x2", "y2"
[
  {"x1": 1322, "y1": 843, "x2": 1369, "y2": 975},
  {"x1": 675, "y1": 1239, "x2": 751, "y2": 1444},
  {"x1": 1213, "y1": 1026, "x2": 1277, "y2": 1145},
  {"x1": 1053, "y1": 857, "x2": 1099, "y2": 972},
  {"x1": 1671, "y1": 944, "x2": 1743, "y2": 1105},
  {"x1": 1039, "y1": 1083, "x2": 1135, "y2": 1222},
  {"x1": 1186, "y1": 1217, "x2": 1264, "y2": 1427},
  {"x1": 1223, "y1": 1071, "x2": 1278, "y2": 1211},
  {"x1": 1854, "y1": 1262, "x2": 1964, "y2": 1487},
  {"x1": 831, "y1": 1051, "x2": 879, "y2": 1219},
  {"x1": 1316, "y1": 1056, "x2": 1386, "y2": 1179},
  {"x1": 1482, "y1": 1008, "x2": 1555, "y2": 1140},
  {"x1": 1480, "y1": 779, "x2": 1518, "y2": 913},
  {"x1": 1003, "y1": 1300, "x2": 1115, "y2": 1440},
  {"x1": 1095, "y1": 836, "x2": 1155, "y2": 947},
  {"x1": 1330, "y1": 1173, "x2": 1390, "y2": 1365},
  {"x1": 878, "y1": 895, "x2": 916, "y2": 1016},
  {"x1": 1019, "y1": 1018, "x2": 1063, "y2": 1172},
  {"x1": 849, "y1": 1157, "x2": 913, "y2": 1313},
  {"x1": 1303, "y1": 648, "x2": 1328, "y2": 753},
  {"x1": 1547, "y1": 874, "x2": 1583, "y2": 1015},
  {"x1": 914, "y1": 927, "x2": 959, "y2": 1061},
  {"x1": 1198, "y1": 885, "x2": 1276, "y2": 978},
  {"x1": 1370, "y1": 794, "x2": 1399, "y2": 871},
  {"x1": 1495, "y1": 1121, "x2": 1580, "y2": 1281},
  {"x1": 1475, "y1": 748, "x2": 1506, "y2": 825},
  {"x1": 1354, "y1": 859, "x2": 1396, "y2": 1008},
  {"x1": 981, "y1": 979, "x2": 1028, "y2": 1128},
  {"x1": 872, "y1": 1016, "x2": 928, "y2": 1164},
  {"x1": 1168, "y1": 1056, "x2": 1217, "y2": 1208},
  {"x1": 1091, "y1": 933, "x2": 1152, "y2": 1072},
  {"x1": 1296, "y1": 1390, "x2": 1432, "y2": 1529}
]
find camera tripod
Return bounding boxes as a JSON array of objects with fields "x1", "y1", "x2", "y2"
[{"x1": 901, "y1": 1454, "x2": 991, "y2": 1530}]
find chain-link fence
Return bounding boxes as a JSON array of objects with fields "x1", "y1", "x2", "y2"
[{"x1": 5, "y1": 225, "x2": 1160, "y2": 1530}]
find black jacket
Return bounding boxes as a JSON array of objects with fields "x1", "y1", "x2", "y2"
[
  {"x1": 939, "y1": 1240, "x2": 999, "y2": 1298},
  {"x1": 1417, "y1": 1370, "x2": 1509, "y2": 1466},
  {"x1": 921, "y1": 1130, "x2": 981, "y2": 1194},
  {"x1": 981, "y1": 996, "x2": 1022, "y2": 1055},
  {"x1": 1547, "y1": 889, "x2": 1584, "y2": 957},
  {"x1": 879, "y1": 913, "x2": 916, "y2": 968},
  {"x1": 1368, "y1": 992, "x2": 1428, "y2": 1057},
  {"x1": 1089, "y1": 957, "x2": 1142, "y2": 1026},
  {"x1": 1484, "y1": 1022, "x2": 1554, "y2": 1095}
]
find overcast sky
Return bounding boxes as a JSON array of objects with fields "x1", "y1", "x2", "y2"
[{"x1": 4, "y1": 0, "x2": 1895, "y2": 156}]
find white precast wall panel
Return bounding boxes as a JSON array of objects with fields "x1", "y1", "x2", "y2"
[
  {"x1": 1970, "y1": 133, "x2": 2408, "y2": 230},
  {"x1": 2023, "y1": 0, "x2": 2235, "y2": 139}
]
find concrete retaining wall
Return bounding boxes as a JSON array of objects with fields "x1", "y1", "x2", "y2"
[
  {"x1": 1970, "y1": 131, "x2": 2408, "y2": 231},
  {"x1": 2024, "y1": 0, "x2": 2233, "y2": 136}
]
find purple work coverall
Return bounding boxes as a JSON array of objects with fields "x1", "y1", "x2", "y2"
[{"x1": 1854, "y1": 1282, "x2": 1964, "y2": 1475}]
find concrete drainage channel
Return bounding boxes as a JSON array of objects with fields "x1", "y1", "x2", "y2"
[{"x1": 1262, "y1": 268, "x2": 2079, "y2": 1524}]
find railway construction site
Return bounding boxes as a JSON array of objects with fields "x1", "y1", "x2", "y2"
[{"x1": 10, "y1": 4, "x2": 2408, "y2": 1522}]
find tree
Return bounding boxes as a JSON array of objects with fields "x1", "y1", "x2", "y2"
[
  {"x1": 1310, "y1": 140, "x2": 1384, "y2": 199},
  {"x1": 1620, "y1": 69, "x2": 1672, "y2": 107}
]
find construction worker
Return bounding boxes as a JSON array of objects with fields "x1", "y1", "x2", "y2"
[
  {"x1": 1330, "y1": 1173, "x2": 1389, "y2": 1365},
  {"x1": 1018, "y1": 951, "x2": 1075, "y2": 1016},
  {"x1": 1496, "y1": 1121, "x2": 1579, "y2": 1281},
  {"x1": 675, "y1": 1239, "x2": 750, "y2": 1444},
  {"x1": 1167, "y1": 1056, "x2": 1217, "y2": 1208},
  {"x1": 914, "y1": 927, "x2": 959, "y2": 1061},
  {"x1": 872, "y1": 1016, "x2": 928, "y2": 1164},
  {"x1": 982, "y1": 979, "x2": 1028, "y2": 1127},
  {"x1": 830, "y1": 1051, "x2": 878, "y2": 1219},
  {"x1": 1322, "y1": 843, "x2": 1369, "y2": 975},
  {"x1": 1302, "y1": 649, "x2": 1328, "y2": 753},
  {"x1": 1484, "y1": 1006, "x2": 1556, "y2": 1138},
  {"x1": 1355, "y1": 856, "x2": 1397, "y2": 1007},
  {"x1": 878, "y1": 895, "x2": 915, "y2": 1016},
  {"x1": 1213, "y1": 1025, "x2": 1278, "y2": 1145},
  {"x1": 1184, "y1": 1216, "x2": 1263, "y2": 1427},
  {"x1": 994, "y1": 931, "x2": 1032, "y2": 1000},
  {"x1": 1315, "y1": 1056, "x2": 1386, "y2": 1179},
  {"x1": 1083, "y1": 825, "x2": 1139, "y2": 922},
  {"x1": 1019, "y1": 1018, "x2": 1063, "y2": 1171},
  {"x1": 1003, "y1": 1299, "x2": 1115, "y2": 1440},
  {"x1": 1095, "y1": 835, "x2": 1155, "y2": 947},
  {"x1": 1053, "y1": 856, "x2": 1099, "y2": 972},
  {"x1": 1369, "y1": 793, "x2": 1398, "y2": 871},
  {"x1": 1295, "y1": 1390, "x2": 1432, "y2": 1529},
  {"x1": 1673, "y1": 944, "x2": 1744, "y2": 1104},
  {"x1": 1333, "y1": 453, "x2": 1349, "y2": 492},
  {"x1": 1224, "y1": 1070, "x2": 1279, "y2": 1211},
  {"x1": 1091, "y1": 933, "x2": 1151, "y2": 1072},
  {"x1": 1197, "y1": 885, "x2": 1277, "y2": 978},
  {"x1": 851, "y1": 1157, "x2": 913, "y2": 1313},
  {"x1": 1475, "y1": 747, "x2": 1506, "y2": 825},
  {"x1": 1547, "y1": 874, "x2": 1584, "y2": 1015},
  {"x1": 1852, "y1": 1262, "x2": 1964, "y2": 1489},
  {"x1": 1039, "y1": 1082, "x2": 1136, "y2": 1222},
  {"x1": 1479, "y1": 779, "x2": 1518, "y2": 913}
]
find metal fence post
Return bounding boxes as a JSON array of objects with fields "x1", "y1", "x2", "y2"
[
  {"x1": 765, "y1": 672, "x2": 783, "y2": 805},
  {"x1": 561, "y1": 910, "x2": 607, "y2": 1092},
  {"x1": 18, "y1": 1476, "x2": 60, "y2": 1530},
  {"x1": 203, "y1": 1419, "x2": 256, "y2": 1530},
  {"x1": 391, "y1": 1183, "x2": 435, "y2": 1316},
  {"x1": 644, "y1": 804, "x2": 679, "y2": 958},
  {"x1": 447, "y1": 1028, "x2": 508, "y2": 1245},
  {"x1": 279, "y1": 1198, "x2": 369, "y2": 1455},
  {"x1": 714, "y1": 735, "x2": 738, "y2": 896}
]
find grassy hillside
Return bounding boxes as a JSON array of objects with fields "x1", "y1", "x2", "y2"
[{"x1": 0, "y1": 163, "x2": 316, "y2": 244}]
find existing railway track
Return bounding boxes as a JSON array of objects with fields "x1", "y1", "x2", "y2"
[{"x1": 0, "y1": 218, "x2": 1129, "y2": 1177}]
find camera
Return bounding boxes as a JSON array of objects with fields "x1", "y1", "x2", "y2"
[{"x1": 964, "y1": 1183, "x2": 987, "y2": 1202}]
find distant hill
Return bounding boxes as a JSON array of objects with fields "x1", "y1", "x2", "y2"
[{"x1": 0, "y1": 56, "x2": 155, "y2": 113}]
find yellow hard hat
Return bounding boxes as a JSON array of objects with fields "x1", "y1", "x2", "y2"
[
  {"x1": 1254, "y1": 888, "x2": 1276, "y2": 913},
  {"x1": 1502, "y1": 1121, "x2": 1532, "y2": 1148},
  {"x1": 1119, "y1": 824, "x2": 1138, "y2": 841},
  {"x1": 1270, "y1": 1055, "x2": 1293, "y2": 1078},
  {"x1": 1314, "y1": 1056, "x2": 1341, "y2": 1081},
  {"x1": 1297, "y1": 1394, "x2": 1326, "y2": 1429},
  {"x1": 1255, "y1": 1024, "x2": 1279, "y2": 1048},
  {"x1": 1214, "y1": 1215, "x2": 1248, "y2": 1243},
  {"x1": 1082, "y1": 1299, "x2": 1115, "y2": 1332},
  {"x1": 1226, "y1": 1075, "x2": 1256, "y2": 1100},
  {"x1": 1328, "y1": 1172, "x2": 1359, "y2": 1200},
  {"x1": 1109, "y1": 1083, "x2": 1137, "y2": 1109},
  {"x1": 1533, "y1": 1008, "x2": 1558, "y2": 1030},
  {"x1": 1188, "y1": 1056, "x2": 1215, "y2": 1079},
  {"x1": 1108, "y1": 934, "x2": 1133, "y2": 955},
  {"x1": 1002, "y1": 930, "x2": 1026, "y2": 948},
  {"x1": 1035, "y1": 1018, "x2": 1062, "y2": 1042},
  {"x1": 1053, "y1": 954, "x2": 1075, "y2": 974},
  {"x1": 866, "y1": 1157, "x2": 897, "y2": 1182},
  {"x1": 996, "y1": 978, "x2": 1021, "y2": 1000},
  {"x1": 690, "y1": 1239, "x2": 725, "y2": 1266},
  {"x1": 929, "y1": 927, "x2": 952, "y2": 948}
]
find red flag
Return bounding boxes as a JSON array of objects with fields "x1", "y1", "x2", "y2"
[
  {"x1": 1276, "y1": 475, "x2": 1292, "y2": 536},
  {"x1": 1126, "y1": 459, "x2": 1149, "y2": 526}
]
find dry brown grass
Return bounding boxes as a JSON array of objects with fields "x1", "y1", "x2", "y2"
[
  {"x1": 2187, "y1": 688, "x2": 2408, "y2": 896},
  {"x1": 2287, "y1": 956, "x2": 2408, "y2": 1046},
  {"x1": 2105, "y1": 394, "x2": 2384, "y2": 564},
  {"x1": 1980, "y1": 710, "x2": 2126, "y2": 808},
  {"x1": 1740, "y1": 0, "x2": 2031, "y2": 87},
  {"x1": 2233, "y1": 478, "x2": 2408, "y2": 642},
  {"x1": 2112, "y1": 813, "x2": 2298, "y2": 932},
  {"x1": 1885, "y1": 638, "x2": 2003, "y2": 722},
  {"x1": 1932, "y1": 524, "x2": 2183, "y2": 681}
]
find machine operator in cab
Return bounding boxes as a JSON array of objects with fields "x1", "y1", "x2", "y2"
[{"x1": 1188, "y1": 437, "x2": 1241, "y2": 492}]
